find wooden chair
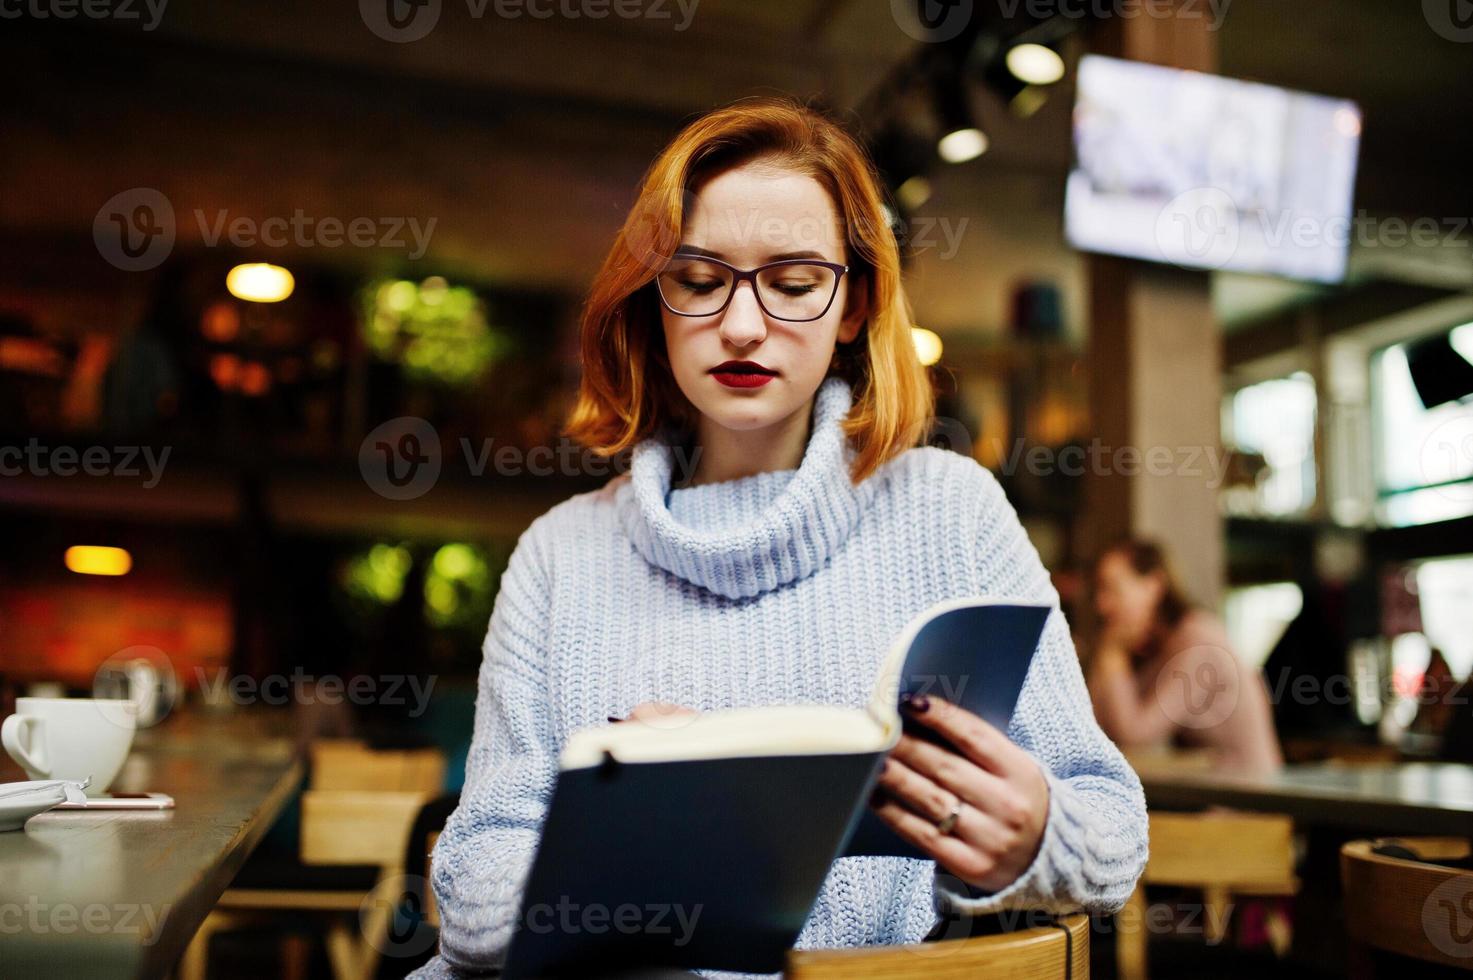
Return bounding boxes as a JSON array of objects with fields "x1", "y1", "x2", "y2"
[
  {"x1": 180, "y1": 740, "x2": 445, "y2": 980},
  {"x1": 1122, "y1": 748, "x2": 1215, "y2": 780},
  {"x1": 424, "y1": 830, "x2": 441, "y2": 930},
  {"x1": 785, "y1": 912, "x2": 1088, "y2": 979},
  {"x1": 308, "y1": 739, "x2": 447, "y2": 793},
  {"x1": 1116, "y1": 811, "x2": 1298, "y2": 980},
  {"x1": 1341, "y1": 837, "x2": 1473, "y2": 976}
]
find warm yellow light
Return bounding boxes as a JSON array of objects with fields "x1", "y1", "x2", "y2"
[
  {"x1": 912, "y1": 327, "x2": 943, "y2": 366},
  {"x1": 1006, "y1": 44, "x2": 1066, "y2": 85},
  {"x1": 226, "y1": 263, "x2": 295, "y2": 303},
  {"x1": 65, "y1": 546, "x2": 132, "y2": 577},
  {"x1": 938, "y1": 127, "x2": 988, "y2": 164},
  {"x1": 897, "y1": 176, "x2": 933, "y2": 211}
]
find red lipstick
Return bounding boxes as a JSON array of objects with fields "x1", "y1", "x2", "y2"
[{"x1": 709, "y1": 360, "x2": 776, "y2": 389}]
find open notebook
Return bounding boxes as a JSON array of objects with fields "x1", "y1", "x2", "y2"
[{"x1": 501, "y1": 597, "x2": 1051, "y2": 979}]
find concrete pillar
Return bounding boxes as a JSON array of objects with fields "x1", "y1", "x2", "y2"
[{"x1": 1082, "y1": 3, "x2": 1224, "y2": 609}]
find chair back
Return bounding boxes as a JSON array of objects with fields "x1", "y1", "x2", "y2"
[
  {"x1": 1341, "y1": 837, "x2": 1473, "y2": 971},
  {"x1": 309, "y1": 739, "x2": 445, "y2": 793},
  {"x1": 1146, "y1": 812, "x2": 1297, "y2": 892},
  {"x1": 785, "y1": 913, "x2": 1088, "y2": 979},
  {"x1": 1117, "y1": 810, "x2": 1299, "y2": 980},
  {"x1": 300, "y1": 790, "x2": 430, "y2": 866}
]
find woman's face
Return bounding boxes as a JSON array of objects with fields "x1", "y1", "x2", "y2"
[
  {"x1": 1093, "y1": 551, "x2": 1164, "y2": 653},
  {"x1": 659, "y1": 160, "x2": 866, "y2": 438}
]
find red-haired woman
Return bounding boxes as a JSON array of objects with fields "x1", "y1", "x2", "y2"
[{"x1": 413, "y1": 97, "x2": 1146, "y2": 979}]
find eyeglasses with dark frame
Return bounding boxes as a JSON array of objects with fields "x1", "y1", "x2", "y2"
[{"x1": 654, "y1": 254, "x2": 850, "y2": 323}]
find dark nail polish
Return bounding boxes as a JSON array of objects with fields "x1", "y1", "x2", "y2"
[
  {"x1": 607, "y1": 715, "x2": 624, "y2": 723},
  {"x1": 900, "y1": 692, "x2": 930, "y2": 713},
  {"x1": 869, "y1": 788, "x2": 887, "y2": 808}
]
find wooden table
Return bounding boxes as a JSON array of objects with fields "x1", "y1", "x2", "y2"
[
  {"x1": 0, "y1": 710, "x2": 304, "y2": 979},
  {"x1": 1140, "y1": 761, "x2": 1473, "y2": 836}
]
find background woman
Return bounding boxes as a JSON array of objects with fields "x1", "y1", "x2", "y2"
[{"x1": 1088, "y1": 538, "x2": 1283, "y2": 776}]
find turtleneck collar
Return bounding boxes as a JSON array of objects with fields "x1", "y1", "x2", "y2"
[{"x1": 617, "y1": 375, "x2": 878, "y2": 601}]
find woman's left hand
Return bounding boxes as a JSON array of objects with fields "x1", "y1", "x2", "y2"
[{"x1": 871, "y1": 694, "x2": 1050, "y2": 893}]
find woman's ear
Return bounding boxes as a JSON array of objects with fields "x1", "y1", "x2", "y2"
[{"x1": 837, "y1": 272, "x2": 869, "y2": 344}]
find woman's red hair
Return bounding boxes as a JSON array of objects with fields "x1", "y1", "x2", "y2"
[{"x1": 564, "y1": 95, "x2": 934, "y2": 484}]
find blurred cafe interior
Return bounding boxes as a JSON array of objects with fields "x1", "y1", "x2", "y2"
[{"x1": 2, "y1": 1, "x2": 1473, "y2": 978}]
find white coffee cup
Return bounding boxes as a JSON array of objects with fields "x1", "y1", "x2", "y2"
[{"x1": 1, "y1": 698, "x2": 138, "y2": 795}]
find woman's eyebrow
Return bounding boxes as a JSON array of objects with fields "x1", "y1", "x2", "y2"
[{"x1": 673, "y1": 244, "x2": 832, "y2": 262}]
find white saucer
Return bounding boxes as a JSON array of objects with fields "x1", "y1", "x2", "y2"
[{"x1": 0, "y1": 779, "x2": 90, "y2": 831}]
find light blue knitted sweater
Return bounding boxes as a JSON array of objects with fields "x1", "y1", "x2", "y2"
[{"x1": 411, "y1": 376, "x2": 1148, "y2": 979}]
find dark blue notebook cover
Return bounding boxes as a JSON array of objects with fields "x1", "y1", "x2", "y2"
[{"x1": 841, "y1": 600, "x2": 1051, "y2": 858}]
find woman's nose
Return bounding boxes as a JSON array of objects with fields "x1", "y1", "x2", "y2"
[{"x1": 717, "y1": 282, "x2": 768, "y2": 348}]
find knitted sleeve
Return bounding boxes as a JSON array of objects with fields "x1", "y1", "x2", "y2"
[
  {"x1": 427, "y1": 517, "x2": 558, "y2": 971},
  {"x1": 932, "y1": 463, "x2": 1149, "y2": 918}
]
